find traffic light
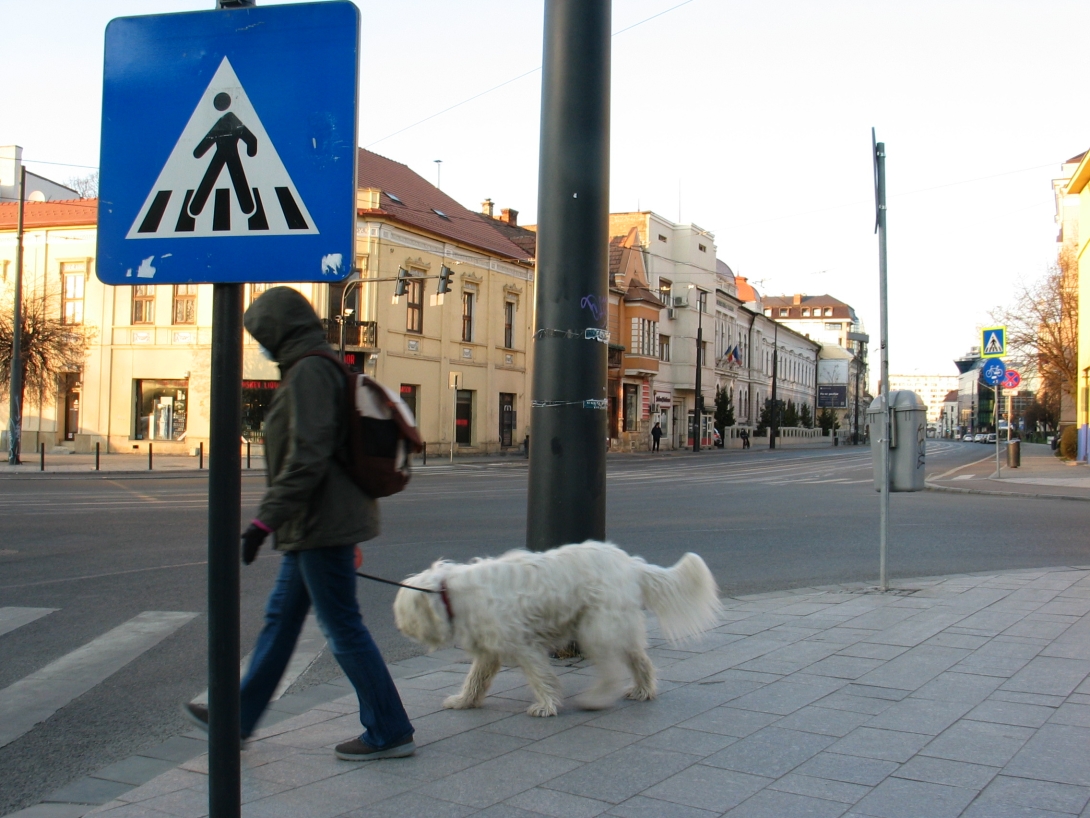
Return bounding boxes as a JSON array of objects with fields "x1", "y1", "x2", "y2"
[
  {"x1": 437, "y1": 265, "x2": 453, "y2": 295},
  {"x1": 392, "y1": 266, "x2": 409, "y2": 303}
]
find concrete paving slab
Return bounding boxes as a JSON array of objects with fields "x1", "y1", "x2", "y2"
[{"x1": 61, "y1": 566, "x2": 1090, "y2": 818}]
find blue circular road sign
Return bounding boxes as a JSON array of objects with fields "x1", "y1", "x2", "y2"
[{"x1": 981, "y1": 358, "x2": 1006, "y2": 386}]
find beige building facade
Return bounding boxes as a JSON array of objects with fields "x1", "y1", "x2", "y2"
[{"x1": 1, "y1": 149, "x2": 535, "y2": 457}]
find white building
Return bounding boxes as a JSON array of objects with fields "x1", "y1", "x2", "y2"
[{"x1": 888, "y1": 374, "x2": 960, "y2": 423}]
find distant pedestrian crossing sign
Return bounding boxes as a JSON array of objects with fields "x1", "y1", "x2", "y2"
[
  {"x1": 980, "y1": 326, "x2": 1007, "y2": 359},
  {"x1": 97, "y1": 1, "x2": 358, "y2": 284}
]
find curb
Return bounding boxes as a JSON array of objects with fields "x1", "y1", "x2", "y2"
[{"x1": 925, "y1": 479, "x2": 1090, "y2": 502}]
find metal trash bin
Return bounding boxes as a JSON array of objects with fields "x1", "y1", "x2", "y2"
[
  {"x1": 1007, "y1": 439, "x2": 1020, "y2": 468},
  {"x1": 866, "y1": 390, "x2": 927, "y2": 492}
]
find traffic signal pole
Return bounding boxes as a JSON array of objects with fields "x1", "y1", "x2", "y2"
[
  {"x1": 527, "y1": 0, "x2": 611, "y2": 551},
  {"x1": 874, "y1": 130, "x2": 890, "y2": 591}
]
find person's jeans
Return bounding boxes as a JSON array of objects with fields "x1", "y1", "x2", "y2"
[{"x1": 240, "y1": 545, "x2": 413, "y2": 748}]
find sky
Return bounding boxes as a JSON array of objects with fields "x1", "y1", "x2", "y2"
[{"x1": 4, "y1": 0, "x2": 1088, "y2": 386}]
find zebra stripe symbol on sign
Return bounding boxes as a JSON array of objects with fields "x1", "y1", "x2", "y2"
[{"x1": 126, "y1": 57, "x2": 317, "y2": 239}]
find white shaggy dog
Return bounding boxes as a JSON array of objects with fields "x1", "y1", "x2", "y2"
[{"x1": 393, "y1": 541, "x2": 722, "y2": 717}]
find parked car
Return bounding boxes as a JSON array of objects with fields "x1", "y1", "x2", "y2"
[
  {"x1": 975, "y1": 433, "x2": 987, "y2": 443},
  {"x1": 986, "y1": 433, "x2": 997, "y2": 443},
  {"x1": 962, "y1": 433, "x2": 975, "y2": 441}
]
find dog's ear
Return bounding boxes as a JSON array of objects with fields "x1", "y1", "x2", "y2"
[{"x1": 393, "y1": 578, "x2": 451, "y2": 650}]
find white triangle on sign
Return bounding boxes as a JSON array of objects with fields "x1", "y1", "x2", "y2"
[
  {"x1": 983, "y1": 332, "x2": 1003, "y2": 355},
  {"x1": 126, "y1": 57, "x2": 318, "y2": 239}
]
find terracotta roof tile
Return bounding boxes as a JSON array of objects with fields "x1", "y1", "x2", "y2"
[
  {"x1": 0, "y1": 198, "x2": 98, "y2": 229},
  {"x1": 357, "y1": 149, "x2": 531, "y2": 263},
  {"x1": 475, "y1": 212, "x2": 537, "y2": 257}
]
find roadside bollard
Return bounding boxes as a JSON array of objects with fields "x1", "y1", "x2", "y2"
[
  {"x1": 246, "y1": 440, "x2": 251, "y2": 469},
  {"x1": 40, "y1": 442, "x2": 45, "y2": 472},
  {"x1": 199, "y1": 441, "x2": 204, "y2": 470},
  {"x1": 422, "y1": 441, "x2": 426, "y2": 466},
  {"x1": 95, "y1": 441, "x2": 100, "y2": 471},
  {"x1": 149, "y1": 443, "x2": 153, "y2": 471}
]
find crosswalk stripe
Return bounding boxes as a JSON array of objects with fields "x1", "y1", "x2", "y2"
[
  {"x1": 190, "y1": 613, "x2": 325, "y2": 705},
  {"x1": 0, "y1": 607, "x2": 58, "y2": 638},
  {"x1": 0, "y1": 610, "x2": 198, "y2": 748}
]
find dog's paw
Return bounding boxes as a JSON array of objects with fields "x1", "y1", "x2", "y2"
[
  {"x1": 574, "y1": 691, "x2": 619, "y2": 711},
  {"x1": 625, "y1": 686, "x2": 657, "y2": 702},
  {"x1": 526, "y1": 701, "x2": 559, "y2": 718},
  {"x1": 443, "y1": 695, "x2": 478, "y2": 710}
]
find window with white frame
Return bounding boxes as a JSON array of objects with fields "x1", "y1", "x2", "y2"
[
  {"x1": 61, "y1": 261, "x2": 86, "y2": 325},
  {"x1": 630, "y1": 317, "x2": 658, "y2": 357}
]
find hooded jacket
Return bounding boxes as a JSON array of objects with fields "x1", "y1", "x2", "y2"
[{"x1": 243, "y1": 286, "x2": 379, "y2": 551}]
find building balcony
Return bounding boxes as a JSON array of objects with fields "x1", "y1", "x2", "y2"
[{"x1": 322, "y1": 318, "x2": 377, "y2": 349}]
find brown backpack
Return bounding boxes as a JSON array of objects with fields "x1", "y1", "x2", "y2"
[{"x1": 304, "y1": 351, "x2": 424, "y2": 498}]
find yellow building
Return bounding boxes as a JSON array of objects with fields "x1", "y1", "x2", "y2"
[
  {"x1": 0, "y1": 149, "x2": 534, "y2": 456},
  {"x1": 1065, "y1": 150, "x2": 1090, "y2": 460}
]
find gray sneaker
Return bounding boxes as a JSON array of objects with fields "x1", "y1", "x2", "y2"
[
  {"x1": 181, "y1": 703, "x2": 249, "y2": 742},
  {"x1": 335, "y1": 735, "x2": 415, "y2": 761}
]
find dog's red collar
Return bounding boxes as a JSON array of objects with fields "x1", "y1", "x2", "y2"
[{"x1": 439, "y1": 580, "x2": 455, "y2": 622}]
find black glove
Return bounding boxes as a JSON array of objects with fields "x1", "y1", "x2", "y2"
[{"x1": 241, "y1": 523, "x2": 269, "y2": 565}]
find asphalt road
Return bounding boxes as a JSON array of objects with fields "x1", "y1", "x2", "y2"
[{"x1": 1, "y1": 440, "x2": 1087, "y2": 814}]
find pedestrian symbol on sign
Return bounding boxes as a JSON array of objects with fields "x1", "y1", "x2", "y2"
[
  {"x1": 980, "y1": 325, "x2": 1006, "y2": 359},
  {"x1": 127, "y1": 57, "x2": 316, "y2": 239}
]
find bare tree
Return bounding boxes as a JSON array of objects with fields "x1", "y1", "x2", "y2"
[
  {"x1": 1, "y1": 283, "x2": 93, "y2": 412},
  {"x1": 65, "y1": 171, "x2": 98, "y2": 199},
  {"x1": 990, "y1": 250, "x2": 1078, "y2": 406}
]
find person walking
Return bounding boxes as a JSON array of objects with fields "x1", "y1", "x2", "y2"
[
  {"x1": 185, "y1": 286, "x2": 414, "y2": 761},
  {"x1": 740, "y1": 428, "x2": 750, "y2": 450},
  {"x1": 651, "y1": 421, "x2": 663, "y2": 452}
]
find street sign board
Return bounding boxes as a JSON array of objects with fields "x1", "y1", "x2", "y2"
[
  {"x1": 818, "y1": 385, "x2": 848, "y2": 408},
  {"x1": 981, "y1": 358, "x2": 1006, "y2": 386},
  {"x1": 1003, "y1": 369, "x2": 1021, "y2": 389},
  {"x1": 97, "y1": 2, "x2": 359, "y2": 284},
  {"x1": 980, "y1": 325, "x2": 1007, "y2": 359}
]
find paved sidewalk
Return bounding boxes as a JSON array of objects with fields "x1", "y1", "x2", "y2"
[
  {"x1": 17, "y1": 565, "x2": 1090, "y2": 818},
  {"x1": 928, "y1": 442, "x2": 1090, "y2": 502}
]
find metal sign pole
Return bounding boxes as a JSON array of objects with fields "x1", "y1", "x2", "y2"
[
  {"x1": 207, "y1": 283, "x2": 242, "y2": 818},
  {"x1": 994, "y1": 383, "x2": 1001, "y2": 478},
  {"x1": 527, "y1": 0, "x2": 610, "y2": 551},
  {"x1": 874, "y1": 130, "x2": 890, "y2": 591}
]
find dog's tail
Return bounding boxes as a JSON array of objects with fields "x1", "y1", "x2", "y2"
[{"x1": 638, "y1": 553, "x2": 722, "y2": 643}]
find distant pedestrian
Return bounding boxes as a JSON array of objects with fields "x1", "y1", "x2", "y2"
[
  {"x1": 651, "y1": 421, "x2": 663, "y2": 452},
  {"x1": 740, "y1": 429, "x2": 750, "y2": 450},
  {"x1": 184, "y1": 287, "x2": 414, "y2": 762}
]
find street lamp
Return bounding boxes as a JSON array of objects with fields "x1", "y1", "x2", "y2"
[
  {"x1": 338, "y1": 277, "x2": 363, "y2": 362},
  {"x1": 770, "y1": 320, "x2": 779, "y2": 450},
  {"x1": 689, "y1": 286, "x2": 705, "y2": 452}
]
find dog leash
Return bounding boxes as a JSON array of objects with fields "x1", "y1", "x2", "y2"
[{"x1": 355, "y1": 571, "x2": 455, "y2": 621}]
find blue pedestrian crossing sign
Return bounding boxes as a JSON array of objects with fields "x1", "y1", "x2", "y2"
[
  {"x1": 981, "y1": 358, "x2": 1007, "y2": 387},
  {"x1": 980, "y1": 326, "x2": 1006, "y2": 359},
  {"x1": 97, "y1": 2, "x2": 359, "y2": 285}
]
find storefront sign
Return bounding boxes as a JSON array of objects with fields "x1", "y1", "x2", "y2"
[{"x1": 654, "y1": 391, "x2": 672, "y2": 407}]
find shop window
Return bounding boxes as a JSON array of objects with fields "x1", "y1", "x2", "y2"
[
  {"x1": 249, "y1": 282, "x2": 270, "y2": 305},
  {"x1": 61, "y1": 261, "x2": 85, "y2": 325},
  {"x1": 242, "y1": 379, "x2": 279, "y2": 442},
  {"x1": 400, "y1": 384, "x2": 419, "y2": 420},
  {"x1": 173, "y1": 284, "x2": 197, "y2": 324},
  {"x1": 623, "y1": 384, "x2": 639, "y2": 432},
  {"x1": 499, "y1": 392, "x2": 516, "y2": 447},
  {"x1": 504, "y1": 301, "x2": 515, "y2": 348},
  {"x1": 462, "y1": 291, "x2": 475, "y2": 342},
  {"x1": 406, "y1": 277, "x2": 423, "y2": 333},
  {"x1": 455, "y1": 389, "x2": 473, "y2": 445},
  {"x1": 132, "y1": 285, "x2": 154, "y2": 324},
  {"x1": 135, "y1": 379, "x2": 188, "y2": 440}
]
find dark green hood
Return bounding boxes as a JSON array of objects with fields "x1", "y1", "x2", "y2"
[{"x1": 243, "y1": 286, "x2": 330, "y2": 368}]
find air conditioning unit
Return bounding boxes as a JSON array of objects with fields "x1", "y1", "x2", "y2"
[
  {"x1": 666, "y1": 308, "x2": 677, "y2": 320},
  {"x1": 672, "y1": 296, "x2": 688, "y2": 308}
]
